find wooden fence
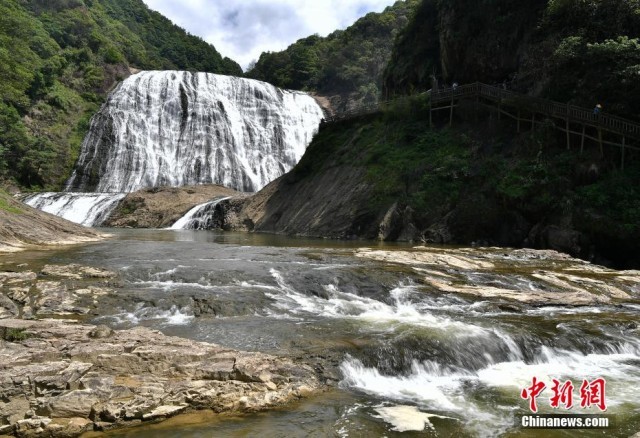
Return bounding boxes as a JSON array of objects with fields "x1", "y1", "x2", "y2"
[{"x1": 324, "y1": 82, "x2": 640, "y2": 167}]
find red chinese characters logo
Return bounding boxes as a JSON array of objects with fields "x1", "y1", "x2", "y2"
[
  {"x1": 579, "y1": 378, "x2": 607, "y2": 411},
  {"x1": 521, "y1": 377, "x2": 606, "y2": 412},
  {"x1": 550, "y1": 379, "x2": 574, "y2": 409},
  {"x1": 521, "y1": 377, "x2": 546, "y2": 413}
]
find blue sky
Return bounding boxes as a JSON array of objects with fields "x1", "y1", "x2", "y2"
[{"x1": 142, "y1": 0, "x2": 399, "y2": 70}]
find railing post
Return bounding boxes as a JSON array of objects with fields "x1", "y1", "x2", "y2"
[
  {"x1": 449, "y1": 87, "x2": 454, "y2": 127},
  {"x1": 429, "y1": 95, "x2": 433, "y2": 128},
  {"x1": 621, "y1": 136, "x2": 626, "y2": 170},
  {"x1": 580, "y1": 125, "x2": 586, "y2": 155},
  {"x1": 531, "y1": 113, "x2": 535, "y2": 132},
  {"x1": 566, "y1": 103, "x2": 571, "y2": 150},
  {"x1": 598, "y1": 127, "x2": 603, "y2": 157}
]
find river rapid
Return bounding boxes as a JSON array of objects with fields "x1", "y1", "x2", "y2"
[{"x1": 5, "y1": 229, "x2": 640, "y2": 437}]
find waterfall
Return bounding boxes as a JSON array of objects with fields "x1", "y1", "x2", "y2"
[
  {"x1": 170, "y1": 197, "x2": 231, "y2": 230},
  {"x1": 22, "y1": 71, "x2": 324, "y2": 227},
  {"x1": 21, "y1": 193, "x2": 126, "y2": 227},
  {"x1": 66, "y1": 71, "x2": 325, "y2": 193}
]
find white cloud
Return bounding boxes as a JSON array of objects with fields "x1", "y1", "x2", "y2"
[{"x1": 142, "y1": 0, "x2": 399, "y2": 70}]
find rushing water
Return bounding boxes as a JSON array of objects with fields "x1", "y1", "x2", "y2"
[
  {"x1": 67, "y1": 71, "x2": 325, "y2": 193},
  {"x1": 20, "y1": 192, "x2": 126, "y2": 227},
  {"x1": 24, "y1": 71, "x2": 324, "y2": 226},
  {"x1": 5, "y1": 230, "x2": 640, "y2": 437},
  {"x1": 170, "y1": 197, "x2": 232, "y2": 230}
]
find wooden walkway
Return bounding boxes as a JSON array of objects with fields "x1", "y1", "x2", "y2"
[{"x1": 325, "y1": 82, "x2": 640, "y2": 168}]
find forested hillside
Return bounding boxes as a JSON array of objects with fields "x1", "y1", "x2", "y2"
[
  {"x1": 248, "y1": 0, "x2": 420, "y2": 110},
  {"x1": 0, "y1": 0, "x2": 241, "y2": 190},
  {"x1": 384, "y1": 0, "x2": 640, "y2": 118}
]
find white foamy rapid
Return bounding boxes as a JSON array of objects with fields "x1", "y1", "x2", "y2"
[
  {"x1": 67, "y1": 71, "x2": 325, "y2": 193},
  {"x1": 101, "y1": 304, "x2": 194, "y2": 326},
  {"x1": 266, "y1": 269, "x2": 489, "y2": 335},
  {"x1": 170, "y1": 196, "x2": 231, "y2": 230},
  {"x1": 21, "y1": 192, "x2": 126, "y2": 226},
  {"x1": 340, "y1": 341, "x2": 640, "y2": 436}
]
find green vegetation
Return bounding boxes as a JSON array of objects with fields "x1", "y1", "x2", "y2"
[
  {"x1": 0, "y1": 327, "x2": 31, "y2": 342},
  {"x1": 540, "y1": 0, "x2": 640, "y2": 116},
  {"x1": 0, "y1": 0, "x2": 241, "y2": 190},
  {"x1": 0, "y1": 190, "x2": 23, "y2": 214},
  {"x1": 248, "y1": 0, "x2": 420, "y2": 106},
  {"x1": 383, "y1": 0, "x2": 640, "y2": 119},
  {"x1": 294, "y1": 100, "x2": 639, "y2": 265}
]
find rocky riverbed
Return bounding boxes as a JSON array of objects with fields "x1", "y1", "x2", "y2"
[
  {"x1": 0, "y1": 319, "x2": 319, "y2": 437},
  {"x1": 0, "y1": 262, "x2": 320, "y2": 437},
  {"x1": 356, "y1": 247, "x2": 640, "y2": 305}
]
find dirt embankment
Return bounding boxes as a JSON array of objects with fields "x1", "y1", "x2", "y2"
[
  {"x1": 104, "y1": 185, "x2": 246, "y2": 229},
  {"x1": 0, "y1": 192, "x2": 102, "y2": 253}
]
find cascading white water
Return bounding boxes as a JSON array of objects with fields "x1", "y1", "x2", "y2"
[
  {"x1": 23, "y1": 71, "x2": 324, "y2": 227},
  {"x1": 21, "y1": 192, "x2": 126, "y2": 227},
  {"x1": 170, "y1": 196, "x2": 231, "y2": 230},
  {"x1": 66, "y1": 71, "x2": 325, "y2": 193}
]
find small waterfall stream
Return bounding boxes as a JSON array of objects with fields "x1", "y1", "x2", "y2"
[
  {"x1": 170, "y1": 197, "x2": 231, "y2": 230},
  {"x1": 21, "y1": 192, "x2": 126, "y2": 227}
]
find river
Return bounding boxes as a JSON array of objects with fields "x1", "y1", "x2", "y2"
[{"x1": 6, "y1": 229, "x2": 640, "y2": 437}]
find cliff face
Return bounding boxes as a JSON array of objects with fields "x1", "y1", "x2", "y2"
[{"x1": 221, "y1": 123, "x2": 381, "y2": 239}]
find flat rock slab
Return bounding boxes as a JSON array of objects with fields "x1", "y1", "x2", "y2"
[
  {"x1": 356, "y1": 247, "x2": 640, "y2": 305},
  {"x1": 0, "y1": 319, "x2": 319, "y2": 437}
]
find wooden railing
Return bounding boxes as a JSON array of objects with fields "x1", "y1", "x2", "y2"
[
  {"x1": 430, "y1": 82, "x2": 640, "y2": 138},
  {"x1": 326, "y1": 82, "x2": 640, "y2": 140}
]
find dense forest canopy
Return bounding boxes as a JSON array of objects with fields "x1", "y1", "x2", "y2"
[
  {"x1": 383, "y1": 0, "x2": 640, "y2": 118},
  {"x1": 248, "y1": 0, "x2": 420, "y2": 108},
  {"x1": 0, "y1": 0, "x2": 241, "y2": 190}
]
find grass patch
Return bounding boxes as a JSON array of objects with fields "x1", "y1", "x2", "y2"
[
  {"x1": 0, "y1": 327, "x2": 31, "y2": 342},
  {"x1": 0, "y1": 190, "x2": 23, "y2": 214}
]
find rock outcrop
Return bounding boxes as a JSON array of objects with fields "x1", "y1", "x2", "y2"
[
  {"x1": 219, "y1": 165, "x2": 376, "y2": 239},
  {"x1": 104, "y1": 185, "x2": 244, "y2": 229},
  {"x1": 0, "y1": 319, "x2": 319, "y2": 437},
  {"x1": 0, "y1": 193, "x2": 103, "y2": 254}
]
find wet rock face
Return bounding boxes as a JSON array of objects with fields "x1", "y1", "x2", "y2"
[{"x1": 0, "y1": 319, "x2": 319, "y2": 437}]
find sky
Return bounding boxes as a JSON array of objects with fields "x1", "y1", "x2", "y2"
[{"x1": 142, "y1": 0, "x2": 399, "y2": 70}]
